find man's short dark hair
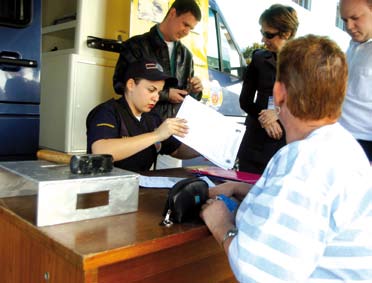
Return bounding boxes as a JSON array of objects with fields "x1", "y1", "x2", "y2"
[{"x1": 168, "y1": 0, "x2": 202, "y2": 21}]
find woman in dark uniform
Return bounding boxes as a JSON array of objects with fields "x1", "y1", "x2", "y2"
[
  {"x1": 237, "y1": 4, "x2": 299, "y2": 174},
  {"x1": 86, "y1": 58, "x2": 199, "y2": 172}
]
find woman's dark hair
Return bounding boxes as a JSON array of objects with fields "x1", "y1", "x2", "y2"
[{"x1": 259, "y1": 4, "x2": 299, "y2": 39}]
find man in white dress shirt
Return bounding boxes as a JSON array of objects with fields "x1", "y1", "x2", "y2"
[{"x1": 339, "y1": 0, "x2": 372, "y2": 161}]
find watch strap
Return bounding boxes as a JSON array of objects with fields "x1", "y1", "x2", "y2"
[{"x1": 221, "y1": 227, "x2": 238, "y2": 247}]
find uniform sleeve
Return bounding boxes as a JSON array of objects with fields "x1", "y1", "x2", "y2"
[
  {"x1": 159, "y1": 136, "x2": 181, "y2": 155},
  {"x1": 86, "y1": 104, "x2": 121, "y2": 153},
  {"x1": 228, "y1": 167, "x2": 329, "y2": 282}
]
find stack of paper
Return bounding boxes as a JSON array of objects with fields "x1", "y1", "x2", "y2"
[{"x1": 175, "y1": 96, "x2": 245, "y2": 170}]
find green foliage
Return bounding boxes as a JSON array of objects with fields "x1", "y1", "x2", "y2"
[{"x1": 242, "y1": 42, "x2": 265, "y2": 64}]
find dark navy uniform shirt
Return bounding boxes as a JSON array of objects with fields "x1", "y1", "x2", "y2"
[{"x1": 86, "y1": 96, "x2": 181, "y2": 172}]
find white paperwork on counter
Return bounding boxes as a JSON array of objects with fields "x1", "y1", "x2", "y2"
[
  {"x1": 139, "y1": 175, "x2": 215, "y2": 188},
  {"x1": 175, "y1": 96, "x2": 246, "y2": 170}
]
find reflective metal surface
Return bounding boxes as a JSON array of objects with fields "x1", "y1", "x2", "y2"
[{"x1": 0, "y1": 160, "x2": 139, "y2": 226}]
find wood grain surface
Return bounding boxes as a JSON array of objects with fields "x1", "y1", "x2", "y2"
[{"x1": 0, "y1": 168, "x2": 237, "y2": 283}]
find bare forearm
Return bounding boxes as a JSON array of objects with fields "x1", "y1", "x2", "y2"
[
  {"x1": 91, "y1": 132, "x2": 159, "y2": 161},
  {"x1": 232, "y1": 182, "x2": 253, "y2": 201},
  {"x1": 200, "y1": 200, "x2": 236, "y2": 254}
]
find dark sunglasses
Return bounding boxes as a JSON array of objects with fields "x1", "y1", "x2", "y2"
[{"x1": 261, "y1": 30, "x2": 280, "y2": 39}]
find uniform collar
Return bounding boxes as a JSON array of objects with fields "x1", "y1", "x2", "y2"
[{"x1": 120, "y1": 96, "x2": 142, "y2": 121}]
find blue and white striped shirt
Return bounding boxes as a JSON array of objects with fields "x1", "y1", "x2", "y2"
[{"x1": 229, "y1": 123, "x2": 372, "y2": 282}]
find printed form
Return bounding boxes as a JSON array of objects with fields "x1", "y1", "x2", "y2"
[{"x1": 175, "y1": 96, "x2": 246, "y2": 170}]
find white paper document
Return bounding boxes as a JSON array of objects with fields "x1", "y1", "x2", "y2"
[
  {"x1": 175, "y1": 96, "x2": 246, "y2": 170},
  {"x1": 139, "y1": 176, "x2": 185, "y2": 188},
  {"x1": 139, "y1": 175, "x2": 215, "y2": 188}
]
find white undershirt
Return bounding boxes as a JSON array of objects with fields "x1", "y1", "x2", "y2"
[{"x1": 165, "y1": 41, "x2": 174, "y2": 61}]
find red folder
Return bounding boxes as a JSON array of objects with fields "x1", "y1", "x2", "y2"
[{"x1": 191, "y1": 166, "x2": 261, "y2": 184}]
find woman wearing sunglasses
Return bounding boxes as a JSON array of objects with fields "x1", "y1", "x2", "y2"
[{"x1": 237, "y1": 4, "x2": 299, "y2": 174}]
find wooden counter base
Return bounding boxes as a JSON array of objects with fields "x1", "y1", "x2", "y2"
[{"x1": 0, "y1": 169, "x2": 237, "y2": 283}]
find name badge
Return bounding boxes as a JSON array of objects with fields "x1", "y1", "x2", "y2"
[{"x1": 267, "y1": 96, "x2": 275, "y2": 110}]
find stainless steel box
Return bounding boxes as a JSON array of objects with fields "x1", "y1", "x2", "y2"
[{"x1": 0, "y1": 160, "x2": 139, "y2": 226}]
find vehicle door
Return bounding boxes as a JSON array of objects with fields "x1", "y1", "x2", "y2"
[
  {"x1": 0, "y1": 0, "x2": 41, "y2": 160},
  {"x1": 206, "y1": 0, "x2": 246, "y2": 121}
]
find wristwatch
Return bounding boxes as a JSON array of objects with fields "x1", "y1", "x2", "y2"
[{"x1": 221, "y1": 227, "x2": 238, "y2": 247}]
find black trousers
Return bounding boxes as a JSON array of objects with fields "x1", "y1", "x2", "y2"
[{"x1": 238, "y1": 119, "x2": 286, "y2": 174}]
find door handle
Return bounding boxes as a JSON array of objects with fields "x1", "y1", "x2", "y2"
[{"x1": 0, "y1": 51, "x2": 38, "y2": 71}]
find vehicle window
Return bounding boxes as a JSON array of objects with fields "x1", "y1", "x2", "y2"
[
  {"x1": 207, "y1": 8, "x2": 242, "y2": 77},
  {"x1": 335, "y1": 1, "x2": 345, "y2": 31},
  {"x1": 292, "y1": 0, "x2": 312, "y2": 10},
  {"x1": 217, "y1": 15, "x2": 241, "y2": 77},
  {"x1": 207, "y1": 8, "x2": 219, "y2": 71},
  {"x1": 0, "y1": 0, "x2": 32, "y2": 28}
]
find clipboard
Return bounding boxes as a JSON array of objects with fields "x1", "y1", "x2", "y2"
[{"x1": 191, "y1": 166, "x2": 261, "y2": 184}]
